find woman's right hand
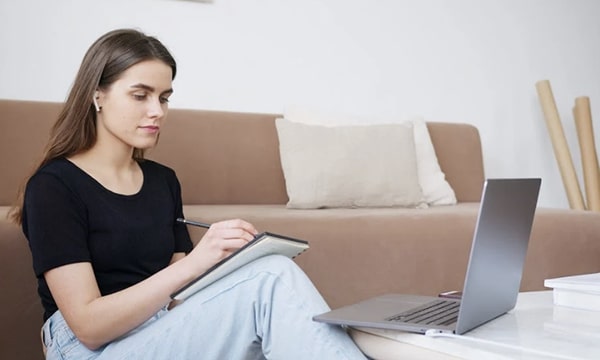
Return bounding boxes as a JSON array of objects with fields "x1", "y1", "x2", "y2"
[{"x1": 187, "y1": 219, "x2": 259, "y2": 274}]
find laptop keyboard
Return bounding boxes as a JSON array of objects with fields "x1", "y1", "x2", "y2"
[{"x1": 386, "y1": 299, "x2": 459, "y2": 326}]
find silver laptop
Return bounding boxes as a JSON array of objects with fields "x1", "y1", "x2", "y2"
[{"x1": 313, "y1": 178, "x2": 541, "y2": 335}]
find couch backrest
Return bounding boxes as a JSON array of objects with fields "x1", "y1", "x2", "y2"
[
  {"x1": 426, "y1": 122, "x2": 485, "y2": 202},
  {"x1": 1, "y1": 100, "x2": 60, "y2": 206},
  {"x1": 149, "y1": 108, "x2": 290, "y2": 204},
  {"x1": 0, "y1": 99, "x2": 484, "y2": 206}
]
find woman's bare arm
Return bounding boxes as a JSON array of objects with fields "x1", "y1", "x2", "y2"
[{"x1": 45, "y1": 219, "x2": 257, "y2": 350}]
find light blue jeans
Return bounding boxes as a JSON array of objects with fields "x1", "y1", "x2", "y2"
[{"x1": 42, "y1": 255, "x2": 367, "y2": 359}]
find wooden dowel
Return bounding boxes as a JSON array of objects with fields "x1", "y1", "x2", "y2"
[
  {"x1": 535, "y1": 80, "x2": 585, "y2": 210},
  {"x1": 573, "y1": 96, "x2": 600, "y2": 211}
]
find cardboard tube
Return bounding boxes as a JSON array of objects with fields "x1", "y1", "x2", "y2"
[
  {"x1": 535, "y1": 80, "x2": 585, "y2": 210},
  {"x1": 574, "y1": 96, "x2": 600, "y2": 211}
]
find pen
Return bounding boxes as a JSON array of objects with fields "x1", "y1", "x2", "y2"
[{"x1": 176, "y1": 217, "x2": 211, "y2": 229}]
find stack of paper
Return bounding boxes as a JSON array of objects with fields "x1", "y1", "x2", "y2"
[
  {"x1": 544, "y1": 304, "x2": 600, "y2": 340},
  {"x1": 544, "y1": 273, "x2": 600, "y2": 311}
]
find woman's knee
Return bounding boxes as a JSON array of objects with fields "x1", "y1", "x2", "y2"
[
  {"x1": 253, "y1": 254, "x2": 298, "y2": 270},
  {"x1": 247, "y1": 255, "x2": 307, "y2": 280}
]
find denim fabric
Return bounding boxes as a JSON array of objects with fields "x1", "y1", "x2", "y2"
[{"x1": 42, "y1": 255, "x2": 366, "y2": 359}]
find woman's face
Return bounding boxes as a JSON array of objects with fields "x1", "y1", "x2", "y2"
[{"x1": 96, "y1": 59, "x2": 173, "y2": 151}]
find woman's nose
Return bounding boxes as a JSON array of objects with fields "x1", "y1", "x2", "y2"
[{"x1": 148, "y1": 97, "x2": 165, "y2": 117}]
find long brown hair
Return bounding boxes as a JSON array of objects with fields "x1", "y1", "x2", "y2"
[{"x1": 9, "y1": 28, "x2": 177, "y2": 224}]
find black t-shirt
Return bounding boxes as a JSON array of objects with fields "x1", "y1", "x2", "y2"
[{"x1": 22, "y1": 158, "x2": 193, "y2": 321}]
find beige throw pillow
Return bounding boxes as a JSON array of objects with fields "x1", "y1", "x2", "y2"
[
  {"x1": 275, "y1": 118, "x2": 426, "y2": 209},
  {"x1": 283, "y1": 107, "x2": 457, "y2": 206}
]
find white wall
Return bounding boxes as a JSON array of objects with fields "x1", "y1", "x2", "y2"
[{"x1": 1, "y1": 0, "x2": 599, "y2": 208}]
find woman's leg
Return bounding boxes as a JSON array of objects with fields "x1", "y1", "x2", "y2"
[
  {"x1": 44, "y1": 255, "x2": 366, "y2": 359},
  {"x1": 41, "y1": 307, "x2": 167, "y2": 360}
]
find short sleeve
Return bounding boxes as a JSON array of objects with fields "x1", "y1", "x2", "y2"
[
  {"x1": 169, "y1": 172, "x2": 193, "y2": 254},
  {"x1": 23, "y1": 172, "x2": 91, "y2": 277}
]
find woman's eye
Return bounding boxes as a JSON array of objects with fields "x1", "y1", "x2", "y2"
[
  {"x1": 159, "y1": 97, "x2": 170, "y2": 104},
  {"x1": 133, "y1": 93, "x2": 146, "y2": 101}
]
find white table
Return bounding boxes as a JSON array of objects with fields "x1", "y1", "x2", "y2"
[{"x1": 351, "y1": 291, "x2": 600, "y2": 360}]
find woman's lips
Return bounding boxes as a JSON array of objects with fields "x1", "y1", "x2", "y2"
[{"x1": 139, "y1": 125, "x2": 160, "y2": 134}]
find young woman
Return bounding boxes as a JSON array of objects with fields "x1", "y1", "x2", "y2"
[{"x1": 10, "y1": 28, "x2": 366, "y2": 359}]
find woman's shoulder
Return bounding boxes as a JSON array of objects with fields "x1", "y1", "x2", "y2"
[
  {"x1": 26, "y1": 158, "x2": 84, "y2": 193},
  {"x1": 37, "y1": 157, "x2": 71, "y2": 171},
  {"x1": 138, "y1": 159, "x2": 180, "y2": 184},
  {"x1": 138, "y1": 159, "x2": 182, "y2": 193},
  {"x1": 138, "y1": 159, "x2": 175, "y2": 175},
  {"x1": 31, "y1": 158, "x2": 77, "y2": 181}
]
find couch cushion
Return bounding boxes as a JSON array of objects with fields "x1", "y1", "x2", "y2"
[
  {"x1": 181, "y1": 203, "x2": 481, "y2": 308},
  {"x1": 180, "y1": 204, "x2": 600, "y2": 310},
  {"x1": 275, "y1": 118, "x2": 425, "y2": 209}
]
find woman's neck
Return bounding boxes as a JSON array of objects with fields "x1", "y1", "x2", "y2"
[{"x1": 68, "y1": 146, "x2": 143, "y2": 195}]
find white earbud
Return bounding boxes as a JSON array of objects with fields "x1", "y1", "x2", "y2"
[{"x1": 93, "y1": 92, "x2": 101, "y2": 112}]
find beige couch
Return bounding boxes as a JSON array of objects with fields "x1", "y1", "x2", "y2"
[{"x1": 2, "y1": 99, "x2": 600, "y2": 359}]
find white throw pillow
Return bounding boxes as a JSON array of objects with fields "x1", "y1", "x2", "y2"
[
  {"x1": 411, "y1": 117, "x2": 457, "y2": 205},
  {"x1": 275, "y1": 118, "x2": 426, "y2": 209},
  {"x1": 283, "y1": 107, "x2": 457, "y2": 206}
]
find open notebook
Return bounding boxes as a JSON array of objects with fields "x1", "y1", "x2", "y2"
[{"x1": 171, "y1": 219, "x2": 309, "y2": 301}]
